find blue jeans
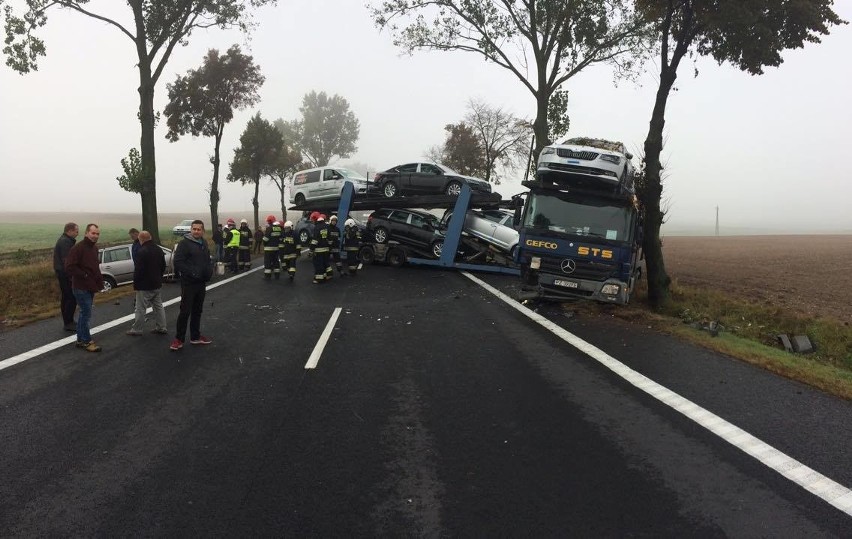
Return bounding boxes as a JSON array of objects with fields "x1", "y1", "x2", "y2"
[{"x1": 72, "y1": 289, "x2": 95, "y2": 342}]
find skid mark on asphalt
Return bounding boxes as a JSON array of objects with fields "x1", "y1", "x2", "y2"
[
  {"x1": 461, "y1": 272, "x2": 852, "y2": 517},
  {"x1": 0, "y1": 267, "x2": 263, "y2": 373}
]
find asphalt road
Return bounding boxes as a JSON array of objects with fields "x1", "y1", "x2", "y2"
[{"x1": 1, "y1": 255, "x2": 850, "y2": 536}]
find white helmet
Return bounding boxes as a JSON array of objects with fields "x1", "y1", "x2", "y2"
[
  {"x1": 283, "y1": 220, "x2": 293, "y2": 228},
  {"x1": 240, "y1": 218, "x2": 248, "y2": 224},
  {"x1": 345, "y1": 218, "x2": 356, "y2": 228}
]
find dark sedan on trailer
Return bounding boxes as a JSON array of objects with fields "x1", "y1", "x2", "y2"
[{"x1": 369, "y1": 162, "x2": 492, "y2": 198}]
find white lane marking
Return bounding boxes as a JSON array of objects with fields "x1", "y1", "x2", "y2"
[
  {"x1": 304, "y1": 307, "x2": 342, "y2": 370},
  {"x1": 0, "y1": 266, "x2": 263, "y2": 373},
  {"x1": 461, "y1": 272, "x2": 852, "y2": 517}
]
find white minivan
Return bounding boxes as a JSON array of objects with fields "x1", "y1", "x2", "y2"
[{"x1": 289, "y1": 166, "x2": 370, "y2": 205}]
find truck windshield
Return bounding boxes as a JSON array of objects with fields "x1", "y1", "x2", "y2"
[{"x1": 524, "y1": 192, "x2": 634, "y2": 241}]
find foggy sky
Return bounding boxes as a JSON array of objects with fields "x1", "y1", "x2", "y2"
[{"x1": 1, "y1": 0, "x2": 850, "y2": 234}]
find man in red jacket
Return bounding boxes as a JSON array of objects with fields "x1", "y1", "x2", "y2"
[{"x1": 64, "y1": 223, "x2": 104, "y2": 352}]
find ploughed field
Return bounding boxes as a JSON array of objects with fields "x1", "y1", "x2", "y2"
[{"x1": 662, "y1": 235, "x2": 852, "y2": 323}]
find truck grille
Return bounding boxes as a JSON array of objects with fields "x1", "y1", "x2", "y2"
[
  {"x1": 557, "y1": 149, "x2": 598, "y2": 160},
  {"x1": 540, "y1": 257, "x2": 616, "y2": 281}
]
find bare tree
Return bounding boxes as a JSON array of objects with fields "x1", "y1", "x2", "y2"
[{"x1": 464, "y1": 99, "x2": 531, "y2": 184}]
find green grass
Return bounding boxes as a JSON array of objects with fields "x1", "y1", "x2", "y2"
[{"x1": 0, "y1": 223, "x2": 176, "y2": 253}]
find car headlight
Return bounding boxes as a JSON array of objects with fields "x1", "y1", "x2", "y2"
[
  {"x1": 601, "y1": 284, "x2": 621, "y2": 295},
  {"x1": 540, "y1": 147, "x2": 555, "y2": 155},
  {"x1": 599, "y1": 154, "x2": 621, "y2": 165},
  {"x1": 530, "y1": 256, "x2": 541, "y2": 269}
]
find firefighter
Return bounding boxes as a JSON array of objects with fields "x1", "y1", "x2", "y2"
[
  {"x1": 279, "y1": 220, "x2": 299, "y2": 281},
  {"x1": 262, "y1": 215, "x2": 283, "y2": 279},
  {"x1": 224, "y1": 218, "x2": 240, "y2": 273},
  {"x1": 342, "y1": 218, "x2": 362, "y2": 276},
  {"x1": 327, "y1": 214, "x2": 342, "y2": 278},
  {"x1": 310, "y1": 215, "x2": 331, "y2": 284},
  {"x1": 238, "y1": 218, "x2": 253, "y2": 272}
]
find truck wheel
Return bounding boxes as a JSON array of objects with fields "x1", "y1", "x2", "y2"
[
  {"x1": 387, "y1": 247, "x2": 405, "y2": 267},
  {"x1": 373, "y1": 226, "x2": 389, "y2": 243},
  {"x1": 359, "y1": 246, "x2": 375, "y2": 264}
]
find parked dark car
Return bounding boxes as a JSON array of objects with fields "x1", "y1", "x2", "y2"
[
  {"x1": 366, "y1": 208, "x2": 446, "y2": 258},
  {"x1": 369, "y1": 162, "x2": 492, "y2": 198}
]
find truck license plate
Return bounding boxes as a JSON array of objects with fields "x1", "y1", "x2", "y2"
[{"x1": 554, "y1": 279, "x2": 578, "y2": 288}]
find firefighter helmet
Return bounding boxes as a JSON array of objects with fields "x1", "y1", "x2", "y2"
[
  {"x1": 240, "y1": 219, "x2": 248, "y2": 224},
  {"x1": 316, "y1": 215, "x2": 325, "y2": 222},
  {"x1": 266, "y1": 214, "x2": 276, "y2": 223},
  {"x1": 310, "y1": 211, "x2": 320, "y2": 222},
  {"x1": 345, "y1": 218, "x2": 356, "y2": 228},
  {"x1": 283, "y1": 220, "x2": 293, "y2": 228},
  {"x1": 226, "y1": 218, "x2": 235, "y2": 225},
  {"x1": 329, "y1": 215, "x2": 338, "y2": 223}
]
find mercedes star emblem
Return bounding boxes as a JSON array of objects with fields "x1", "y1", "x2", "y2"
[{"x1": 560, "y1": 259, "x2": 576, "y2": 274}]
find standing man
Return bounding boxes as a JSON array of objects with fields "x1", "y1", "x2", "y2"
[
  {"x1": 53, "y1": 222, "x2": 79, "y2": 331},
  {"x1": 224, "y1": 218, "x2": 240, "y2": 273},
  {"x1": 279, "y1": 220, "x2": 299, "y2": 281},
  {"x1": 262, "y1": 215, "x2": 283, "y2": 280},
  {"x1": 238, "y1": 218, "x2": 253, "y2": 272},
  {"x1": 342, "y1": 218, "x2": 362, "y2": 276},
  {"x1": 327, "y1": 215, "x2": 343, "y2": 278},
  {"x1": 64, "y1": 223, "x2": 104, "y2": 352},
  {"x1": 310, "y1": 215, "x2": 331, "y2": 284},
  {"x1": 126, "y1": 231, "x2": 167, "y2": 336},
  {"x1": 253, "y1": 226, "x2": 264, "y2": 254},
  {"x1": 212, "y1": 223, "x2": 225, "y2": 263},
  {"x1": 128, "y1": 228, "x2": 141, "y2": 261},
  {"x1": 171, "y1": 220, "x2": 214, "y2": 351}
]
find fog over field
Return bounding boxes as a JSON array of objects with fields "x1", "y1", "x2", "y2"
[{"x1": 1, "y1": 1, "x2": 850, "y2": 234}]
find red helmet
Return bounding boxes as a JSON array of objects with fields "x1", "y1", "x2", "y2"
[
  {"x1": 319, "y1": 214, "x2": 327, "y2": 221},
  {"x1": 226, "y1": 218, "x2": 235, "y2": 225},
  {"x1": 266, "y1": 214, "x2": 276, "y2": 223},
  {"x1": 310, "y1": 211, "x2": 320, "y2": 222}
]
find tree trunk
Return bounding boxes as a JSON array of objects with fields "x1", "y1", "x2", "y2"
[
  {"x1": 532, "y1": 90, "x2": 550, "y2": 165},
  {"x1": 137, "y1": 66, "x2": 160, "y2": 245},
  {"x1": 280, "y1": 181, "x2": 287, "y2": 223},
  {"x1": 252, "y1": 176, "x2": 260, "y2": 232},
  {"x1": 210, "y1": 131, "x2": 222, "y2": 230},
  {"x1": 641, "y1": 66, "x2": 677, "y2": 309}
]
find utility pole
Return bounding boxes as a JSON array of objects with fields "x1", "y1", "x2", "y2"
[{"x1": 715, "y1": 206, "x2": 719, "y2": 236}]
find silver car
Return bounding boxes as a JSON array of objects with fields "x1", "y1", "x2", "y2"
[
  {"x1": 99, "y1": 243, "x2": 175, "y2": 292},
  {"x1": 445, "y1": 209, "x2": 519, "y2": 256}
]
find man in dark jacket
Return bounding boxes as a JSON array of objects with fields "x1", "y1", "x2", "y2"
[
  {"x1": 212, "y1": 223, "x2": 225, "y2": 262},
  {"x1": 171, "y1": 220, "x2": 214, "y2": 350},
  {"x1": 64, "y1": 223, "x2": 104, "y2": 352},
  {"x1": 126, "y1": 231, "x2": 167, "y2": 336},
  {"x1": 53, "y1": 222, "x2": 79, "y2": 331}
]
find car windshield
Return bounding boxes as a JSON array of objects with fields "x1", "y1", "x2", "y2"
[
  {"x1": 524, "y1": 192, "x2": 634, "y2": 242},
  {"x1": 180, "y1": 220, "x2": 193, "y2": 226},
  {"x1": 336, "y1": 168, "x2": 367, "y2": 180}
]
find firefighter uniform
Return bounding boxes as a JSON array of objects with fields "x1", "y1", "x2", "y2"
[
  {"x1": 225, "y1": 220, "x2": 240, "y2": 273},
  {"x1": 342, "y1": 219, "x2": 362, "y2": 275},
  {"x1": 279, "y1": 221, "x2": 299, "y2": 281},
  {"x1": 238, "y1": 221, "x2": 253, "y2": 271},
  {"x1": 310, "y1": 217, "x2": 331, "y2": 283},
  {"x1": 262, "y1": 217, "x2": 283, "y2": 279},
  {"x1": 327, "y1": 215, "x2": 342, "y2": 278}
]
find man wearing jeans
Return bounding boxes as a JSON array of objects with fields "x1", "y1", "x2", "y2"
[
  {"x1": 64, "y1": 223, "x2": 104, "y2": 353},
  {"x1": 171, "y1": 220, "x2": 214, "y2": 350},
  {"x1": 126, "y1": 231, "x2": 167, "y2": 336}
]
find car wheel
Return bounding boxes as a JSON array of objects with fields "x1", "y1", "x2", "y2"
[
  {"x1": 431, "y1": 240, "x2": 444, "y2": 259},
  {"x1": 373, "y1": 226, "x2": 389, "y2": 244},
  {"x1": 382, "y1": 182, "x2": 398, "y2": 198},
  {"x1": 387, "y1": 247, "x2": 405, "y2": 267},
  {"x1": 359, "y1": 245, "x2": 375, "y2": 264},
  {"x1": 299, "y1": 229, "x2": 309, "y2": 245},
  {"x1": 294, "y1": 193, "x2": 306, "y2": 205},
  {"x1": 445, "y1": 181, "x2": 462, "y2": 196},
  {"x1": 102, "y1": 276, "x2": 117, "y2": 293}
]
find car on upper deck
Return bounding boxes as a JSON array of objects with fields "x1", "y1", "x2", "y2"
[
  {"x1": 369, "y1": 162, "x2": 492, "y2": 198},
  {"x1": 537, "y1": 137, "x2": 635, "y2": 194}
]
